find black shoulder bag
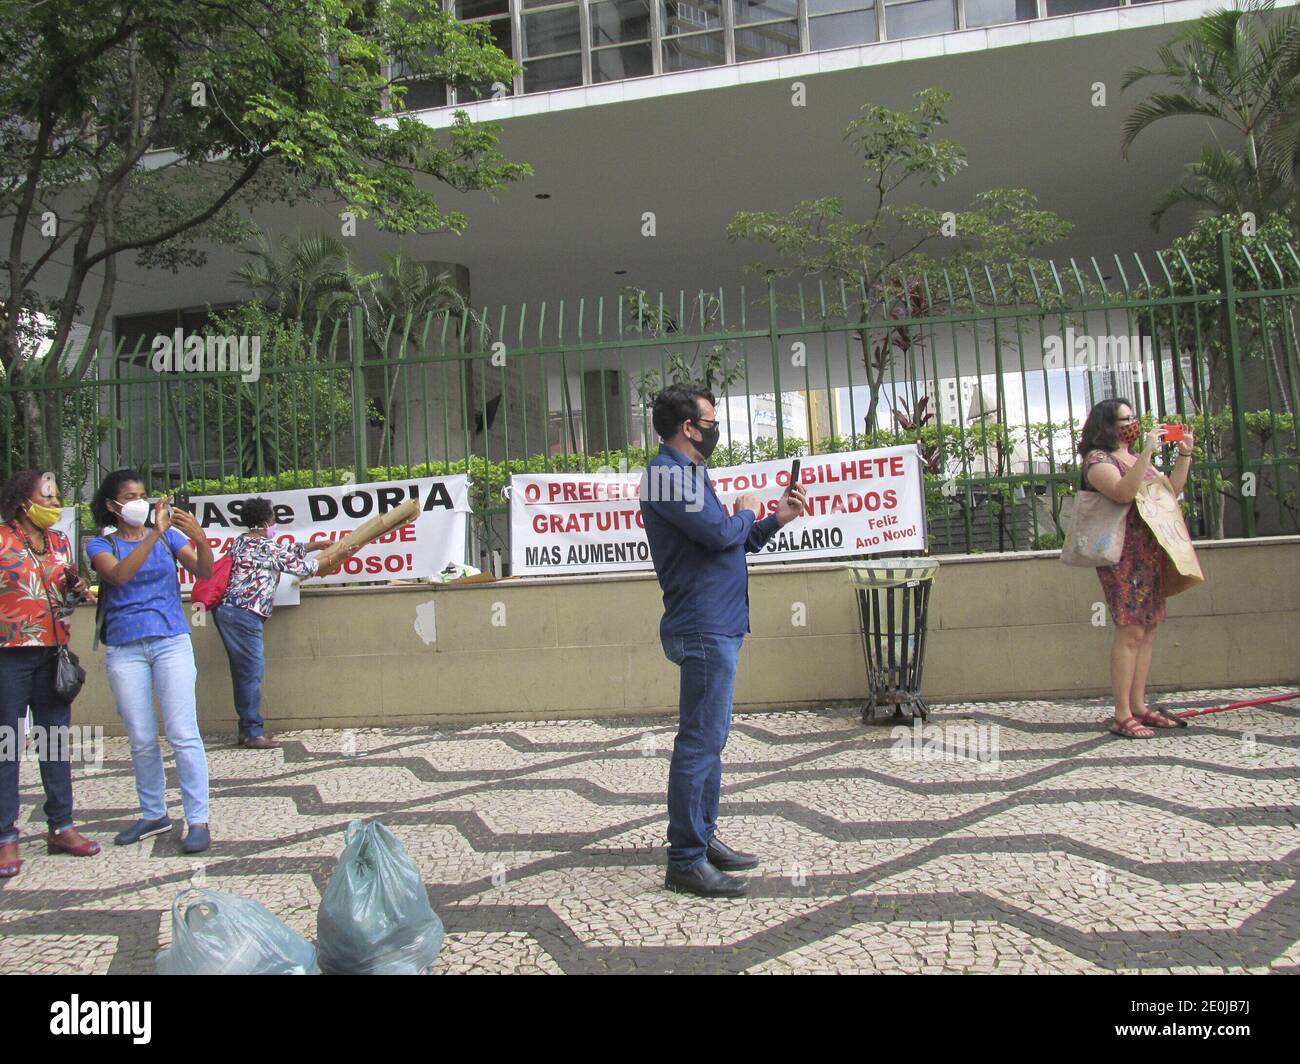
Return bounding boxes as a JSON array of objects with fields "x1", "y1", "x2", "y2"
[{"x1": 31, "y1": 548, "x2": 87, "y2": 703}]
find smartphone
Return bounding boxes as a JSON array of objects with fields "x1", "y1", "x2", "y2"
[
  {"x1": 172, "y1": 490, "x2": 193, "y2": 515},
  {"x1": 1160, "y1": 423, "x2": 1185, "y2": 443},
  {"x1": 788, "y1": 459, "x2": 801, "y2": 493}
]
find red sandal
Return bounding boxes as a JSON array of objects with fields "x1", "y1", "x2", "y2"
[
  {"x1": 1108, "y1": 716, "x2": 1156, "y2": 739},
  {"x1": 1135, "y1": 706, "x2": 1186, "y2": 729}
]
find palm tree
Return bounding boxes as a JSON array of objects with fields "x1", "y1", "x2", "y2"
[
  {"x1": 1122, "y1": 0, "x2": 1300, "y2": 229},
  {"x1": 232, "y1": 232, "x2": 376, "y2": 343},
  {"x1": 363, "y1": 254, "x2": 469, "y2": 466}
]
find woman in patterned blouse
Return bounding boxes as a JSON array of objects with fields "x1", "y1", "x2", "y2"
[
  {"x1": 212, "y1": 498, "x2": 330, "y2": 749},
  {"x1": 1079, "y1": 399, "x2": 1195, "y2": 739},
  {"x1": 0, "y1": 471, "x2": 101, "y2": 878}
]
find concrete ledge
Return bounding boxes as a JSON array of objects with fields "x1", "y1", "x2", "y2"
[{"x1": 66, "y1": 537, "x2": 1300, "y2": 732}]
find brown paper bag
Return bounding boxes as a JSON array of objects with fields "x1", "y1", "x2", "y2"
[{"x1": 1134, "y1": 477, "x2": 1204, "y2": 597}]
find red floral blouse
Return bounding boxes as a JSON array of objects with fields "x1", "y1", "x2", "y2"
[{"x1": 0, "y1": 523, "x2": 77, "y2": 648}]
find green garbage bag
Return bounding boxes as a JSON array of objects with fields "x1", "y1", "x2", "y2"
[
  {"x1": 156, "y1": 889, "x2": 319, "y2": 975},
  {"x1": 317, "y1": 820, "x2": 445, "y2": 975}
]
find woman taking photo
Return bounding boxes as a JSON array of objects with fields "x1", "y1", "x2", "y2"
[
  {"x1": 0, "y1": 471, "x2": 101, "y2": 878},
  {"x1": 1079, "y1": 399, "x2": 1196, "y2": 739},
  {"x1": 87, "y1": 470, "x2": 215, "y2": 854},
  {"x1": 212, "y1": 497, "x2": 328, "y2": 749}
]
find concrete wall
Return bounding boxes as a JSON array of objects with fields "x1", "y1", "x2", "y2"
[{"x1": 66, "y1": 537, "x2": 1300, "y2": 734}]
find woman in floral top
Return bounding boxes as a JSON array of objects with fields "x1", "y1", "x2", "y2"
[
  {"x1": 1079, "y1": 399, "x2": 1196, "y2": 739},
  {"x1": 0, "y1": 471, "x2": 101, "y2": 879},
  {"x1": 212, "y1": 498, "x2": 330, "y2": 749}
]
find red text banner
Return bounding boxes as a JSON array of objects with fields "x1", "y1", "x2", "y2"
[
  {"x1": 177, "y1": 475, "x2": 470, "y2": 587},
  {"x1": 510, "y1": 446, "x2": 925, "y2": 575}
]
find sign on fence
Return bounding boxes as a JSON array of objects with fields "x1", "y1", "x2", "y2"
[
  {"x1": 510, "y1": 446, "x2": 926, "y2": 575},
  {"x1": 177, "y1": 475, "x2": 471, "y2": 587}
]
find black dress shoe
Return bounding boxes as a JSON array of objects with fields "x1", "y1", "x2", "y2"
[
  {"x1": 707, "y1": 837, "x2": 759, "y2": 871},
  {"x1": 664, "y1": 860, "x2": 747, "y2": 898}
]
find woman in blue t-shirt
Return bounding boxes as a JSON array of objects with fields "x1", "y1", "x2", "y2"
[{"x1": 87, "y1": 470, "x2": 215, "y2": 855}]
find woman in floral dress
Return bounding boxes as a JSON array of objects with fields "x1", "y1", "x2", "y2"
[{"x1": 1079, "y1": 399, "x2": 1196, "y2": 738}]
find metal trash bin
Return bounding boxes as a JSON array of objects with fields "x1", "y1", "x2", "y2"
[{"x1": 846, "y1": 558, "x2": 939, "y2": 725}]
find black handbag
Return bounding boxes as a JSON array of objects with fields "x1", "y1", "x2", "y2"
[{"x1": 32, "y1": 548, "x2": 88, "y2": 703}]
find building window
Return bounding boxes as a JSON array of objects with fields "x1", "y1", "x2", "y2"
[
  {"x1": 733, "y1": 0, "x2": 800, "y2": 61},
  {"x1": 589, "y1": 0, "x2": 654, "y2": 80},
  {"x1": 964, "y1": 0, "x2": 1036, "y2": 27},
  {"x1": 521, "y1": 1, "x2": 584, "y2": 92},
  {"x1": 806, "y1": 0, "x2": 878, "y2": 50},
  {"x1": 390, "y1": 55, "x2": 450, "y2": 111},
  {"x1": 456, "y1": 0, "x2": 515, "y2": 100},
  {"x1": 882, "y1": 0, "x2": 955, "y2": 39},
  {"x1": 1045, "y1": 0, "x2": 1122, "y2": 13},
  {"x1": 661, "y1": 0, "x2": 726, "y2": 71}
]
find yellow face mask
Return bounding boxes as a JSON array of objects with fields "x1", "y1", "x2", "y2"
[{"x1": 26, "y1": 502, "x2": 61, "y2": 529}]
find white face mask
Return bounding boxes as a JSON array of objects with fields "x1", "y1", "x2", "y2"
[{"x1": 116, "y1": 498, "x2": 151, "y2": 527}]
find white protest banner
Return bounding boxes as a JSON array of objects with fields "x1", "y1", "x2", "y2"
[
  {"x1": 54, "y1": 507, "x2": 79, "y2": 561},
  {"x1": 177, "y1": 475, "x2": 470, "y2": 588},
  {"x1": 510, "y1": 445, "x2": 926, "y2": 575}
]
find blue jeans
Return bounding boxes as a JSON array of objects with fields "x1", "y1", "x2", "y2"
[
  {"x1": 212, "y1": 604, "x2": 266, "y2": 738},
  {"x1": 104, "y1": 634, "x2": 209, "y2": 825},
  {"x1": 661, "y1": 632, "x2": 744, "y2": 871},
  {"x1": 0, "y1": 648, "x2": 75, "y2": 843}
]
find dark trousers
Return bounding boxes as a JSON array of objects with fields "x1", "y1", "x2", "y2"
[
  {"x1": 212, "y1": 604, "x2": 267, "y2": 738},
  {"x1": 0, "y1": 647, "x2": 75, "y2": 843},
  {"x1": 661, "y1": 632, "x2": 744, "y2": 871}
]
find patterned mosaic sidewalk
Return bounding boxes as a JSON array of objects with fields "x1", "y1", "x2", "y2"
[{"x1": 2, "y1": 686, "x2": 1298, "y2": 974}]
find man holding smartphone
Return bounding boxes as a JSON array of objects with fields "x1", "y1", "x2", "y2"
[{"x1": 640, "y1": 385, "x2": 807, "y2": 898}]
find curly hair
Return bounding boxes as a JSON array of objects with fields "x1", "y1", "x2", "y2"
[
  {"x1": 0, "y1": 469, "x2": 46, "y2": 523},
  {"x1": 90, "y1": 469, "x2": 145, "y2": 528},
  {"x1": 239, "y1": 497, "x2": 274, "y2": 528},
  {"x1": 1078, "y1": 398, "x2": 1134, "y2": 457}
]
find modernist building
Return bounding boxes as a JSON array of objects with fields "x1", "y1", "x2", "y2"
[{"x1": 24, "y1": 0, "x2": 1279, "y2": 510}]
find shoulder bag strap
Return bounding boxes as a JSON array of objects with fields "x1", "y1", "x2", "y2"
[{"x1": 25, "y1": 538, "x2": 68, "y2": 651}]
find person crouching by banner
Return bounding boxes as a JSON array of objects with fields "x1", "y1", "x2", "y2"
[
  {"x1": 0, "y1": 471, "x2": 101, "y2": 879},
  {"x1": 87, "y1": 471, "x2": 215, "y2": 854},
  {"x1": 1079, "y1": 400, "x2": 1203, "y2": 739},
  {"x1": 211, "y1": 498, "x2": 330, "y2": 749},
  {"x1": 640, "y1": 385, "x2": 808, "y2": 898}
]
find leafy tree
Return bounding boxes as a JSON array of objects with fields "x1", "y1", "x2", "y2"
[
  {"x1": 1132, "y1": 211, "x2": 1299, "y2": 535},
  {"x1": 728, "y1": 88, "x2": 1072, "y2": 435},
  {"x1": 1122, "y1": 0, "x2": 1300, "y2": 228},
  {"x1": 1, "y1": 0, "x2": 531, "y2": 469},
  {"x1": 624, "y1": 287, "x2": 746, "y2": 403}
]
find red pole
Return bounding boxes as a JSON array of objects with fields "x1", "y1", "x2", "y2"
[{"x1": 1172, "y1": 691, "x2": 1300, "y2": 720}]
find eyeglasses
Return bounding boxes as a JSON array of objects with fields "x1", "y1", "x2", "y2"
[{"x1": 692, "y1": 418, "x2": 720, "y2": 430}]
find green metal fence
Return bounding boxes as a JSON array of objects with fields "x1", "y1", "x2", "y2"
[{"x1": 5, "y1": 232, "x2": 1299, "y2": 566}]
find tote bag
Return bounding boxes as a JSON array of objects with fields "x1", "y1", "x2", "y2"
[{"x1": 1060, "y1": 459, "x2": 1129, "y2": 568}]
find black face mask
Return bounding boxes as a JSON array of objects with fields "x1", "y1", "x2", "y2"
[{"x1": 691, "y1": 420, "x2": 721, "y2": 461}]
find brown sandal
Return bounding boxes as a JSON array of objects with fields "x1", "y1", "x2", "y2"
[
  {"x1": 1135, "y1": 705, "x2": 1186, "y2": 729},
  {"x1": 1109, "y1": 716, "x2": 1156, "y2": 739}
]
